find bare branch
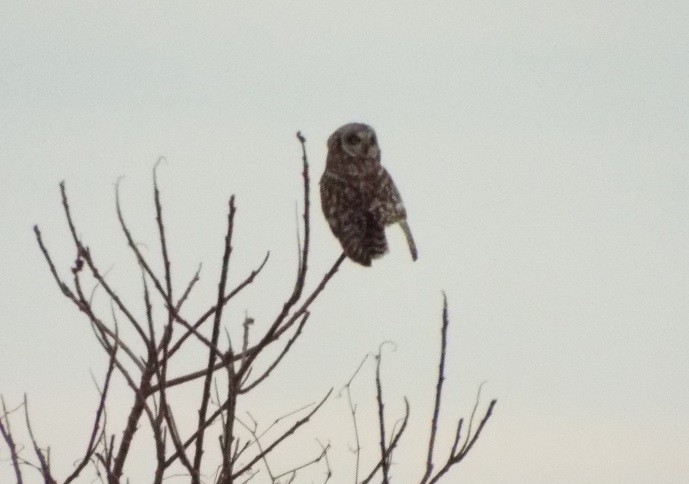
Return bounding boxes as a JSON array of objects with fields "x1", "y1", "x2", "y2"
[
  {"x1": 341, "y1": 354, "x2": 368, "y2": 483},
  {"x1": 427, "y1": 397, "x2": 496, "y2": 484},
  {"x1": 318, "y1": 439, "x2": 333, "y2": 484},
  {"x1": 241, "y1": 313, "x2": 254, "y2": 369},
  {"x1": 194, "y1": 195, "x2": 236, "y2": 481},
  {"x1": 73, "y1": 269, "x2": 143, "y2": 372},
  {"x1": 420, "y1": 292, "x2": 449, "y2": 484},
  {"x1": 33, "y1": 224, "x2": 80, "y2": 306},
  {"x1": 0, "y1": 396, "x2": 24, "y2": 483},
  {"x1": 175, "y1": 264, "x2": 202, "y2": 313},
  {"x1": 162, "y1": 251, "x2": 269, "y2": 364},
  {"x1": 58, "y1": 182, "x2": 151, "y2": 349},
  {"x1": 237, "y1": 131, "x2": 315, "y2": 374},
  {"x1": 239, "y1": 311, "x2": 310, "y2": 394},
  {"x1": 64, "y1": 338, "x2": 119, "y2": 484},
  {"x1": 360, "y1": 398, "x2": 410, "y2": 484},
  {"x1": 374, "y1": 351, "x2": 390, "y2": 484},
  {"x1": 230, "y1": 388, "x2": 332, "y2": 480},
  {"x1": 23, "y1": 394, "x2": 57, "y2": 484},
  {"x1": 238, "y1": 414, "x2": 275, "y2": 482},
  {"x1": 273, "y1": 440, "x2": 332, "y2": 482},
  {"x1": 115, "y1": 179, "x2": 169, "y2": 327},
  {"x1": 110, "y1": 366, "x2": 157, "y2": 482},
  {"x1": 24, "y1": 137, "x2": 499, "y2": 484},
  {"x1": 422, "y1": 296, "x2": 498, "y2": 484},
  {"x1": 153, "y1": 158, "x2": 173, "y2": 314},
  {"x1": 34, "y1": 225, "x2": 141, "y2": 371},
  {"x1": 153, "y1": 252, "x2": 341, "y2": 396}
]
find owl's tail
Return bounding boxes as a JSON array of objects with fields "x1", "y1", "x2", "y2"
[{"x1": 399, "y1": 220, "x2": 418, "y2": 261}]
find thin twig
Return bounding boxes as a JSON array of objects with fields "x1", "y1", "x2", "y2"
[
  {"x1": 360, "y1": 398, "x2": 410, "y2": 484},
  {"x1": 230, "y1": 389, "x2": 332, "y2": 480},
  {"x1": 240, "y1": 414, "x2": 275, "y2": 482},
  {"x1": 34, "y1": 225, "x2": 142, "y2": 370},
  {"x1": 422, "y1": 296, "x2": 498, "y2": 483},
  {"x1": 239, "y1": 311, "x2": 310, "y2": 393},
  {"x1": 193, "y1": 195, "x2": 236, "y2": 482},
  {"x1": 64, "y1": 338, "x2": 119, "y2": 484},
  {"x1": 0, "y1": 396, "x2": 24, "y2": 484},
  {"x1": 273, "y1": 440, "x2": 331, "y2": 482},
  {"x1": 153, "y1": 158, "x2": 173, "y2": 317},
  {"x1": 341, "y1": 354, "x2": 368, "y2": 484},
  {"x1": 162, "y1": 251, "x2": 269, "y2": 365},
  {"x1": 175, "y1": 264, "x2": 202, "y2": 313},
  {"x1": 58, "y1": 182, "x2": 150, "y2": 349},
  {"x1": 23, "y1": 394, "x2": 57, "y2": 483},
  {"x1": 149, "y1": 158, "x2": 199, "y2": 479},
  {"x1": 318, "y1": 439, "x2": 333, "y2": 484},
  {"x1": 420, "y1": 292, "x2": 449, "y2": 484},
  {"x1": 427, "y1": 398, "x2": 496, "y2": 484},
  {"x1": 154, "y1": 252, "x2": 342, "y2": 396},
  {"x1": 238, "y1": 131, "x2": 314, "y2": 375},
  {"x1": 374, "y1": 352, "x2": 389, "y2": 484}
]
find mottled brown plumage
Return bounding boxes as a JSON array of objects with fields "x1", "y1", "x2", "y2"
[{"x1": 320, "y1": 123, "x2": 417, "y2": 266}]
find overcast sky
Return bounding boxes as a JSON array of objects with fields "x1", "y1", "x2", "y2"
[{"x1": 1, "y1": 2, "x2": 688, "y2": 483}]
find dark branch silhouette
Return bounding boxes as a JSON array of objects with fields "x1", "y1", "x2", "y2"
[{"x1": 1, "y1": 131, "x2": 496, "y2": 483}]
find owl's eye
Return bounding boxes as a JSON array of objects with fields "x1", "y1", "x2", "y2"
[{"x1": 345, "y1": 133, "x2": 361, "y2": 145}]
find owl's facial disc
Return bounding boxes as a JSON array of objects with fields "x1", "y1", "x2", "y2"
[
  {"x1": 341, "y1": 128, "x2": 379, "y2": 159},
  {"x1": 341, "y1": 131, "x2": 363, "y2": 157},
  {"x1": 345, "y1": 133, "x2": 362, "y2": 145}
]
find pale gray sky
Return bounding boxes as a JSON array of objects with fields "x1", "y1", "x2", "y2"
[{"x1": 1, "y1": 2, "x2": 689, "y2": 483}]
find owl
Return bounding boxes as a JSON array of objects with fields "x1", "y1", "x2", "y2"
[{"x1": 320, "y1": 123, "x2": 417, "y2": 266}]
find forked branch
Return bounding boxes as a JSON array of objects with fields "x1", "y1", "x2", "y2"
[{"x1": 8, "y1": 130, "x2": 497, "y2": 484}]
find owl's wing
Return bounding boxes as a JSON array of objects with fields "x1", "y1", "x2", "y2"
[
  {"x1": 372, "y1": 168, "x2": 417, "y2": 261},
  {"x1": 320, "y1": 174, "x2": 388, "y2": 266},
  {"x1": 371, "y1": 168, "x2": 408, "y2": 225}
]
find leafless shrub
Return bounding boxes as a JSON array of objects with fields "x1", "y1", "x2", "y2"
[{"x1": 1, "y1": 132, "x2": 495, "y2": 483}]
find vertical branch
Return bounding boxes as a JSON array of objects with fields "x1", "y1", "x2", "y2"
[
  {"x1": 423, "y1": 295, "x2": 498, "y2": 484},
  {"x1": 342, "y1": 355, "x2": 368, "y2": 484},
  {"x1": 295, "y1": 131, "x2": 310, "y2": 295},
  {"x1": 23, "y1": 395, "x2": 57, "y2": 484},
  {"x1": 193, "y1": 196, "x2": 236, "y2": 481},
  {"x1": 250, "y1": 131, "x2": 312, "y2": 356},
  {"x1": 318, "y1": 439, "x2": 333, "y2": 483},
  {"x1": 64, "y1": 339, "x2": 119, "y2": 484},
  {"x1": 111, "y1": 366, "x2": 156, "y2": 483},
  {"x1": 374, "y1": 351, "x2": 389, "y2": 484},
  {"x1": 152, "y1": 159, "x2": 176, "y2": 402},
  {"x1": 241, "y1": 313, "x2": 253, "y2": 369},
  {"x1": 0, "y1": 397, "x2": 24, "y2": 484},
  {"x1": 152, "y1": 159, "x2": 172, "y2": 428},
  {"x1": 458, "y1": 384, "x2": 495, "y2": 458},
  {"x1": 420, "y1": 293, "x2": 449, "y2": 484},
  {"x1": 360, "y1": 398, "x2": 410, "y2": 484},
  {"x1": 149, "y1": 160, "x2": 198, "y2": 480},
  {"x1": 238, "y1": 312, "x2": 310, "y2": 394},
  {"x1": 219, "y1": 357, "x2": 238, "y2": 482},
  {"x1": 143, "y1": 269, "x2": 193, "y2": 482},
  {"x1": 239, "y1": 414, "x2": 276, "y2": 482},
  {"x1": 153, "y1": 158, "x2": 173, "y2": 318}
]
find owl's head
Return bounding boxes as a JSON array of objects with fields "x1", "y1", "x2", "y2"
[{"x1": 327, "y1": 123, "x2": 381, "y2": 162}]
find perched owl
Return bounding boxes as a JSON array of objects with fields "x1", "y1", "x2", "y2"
[{"x1": 320, "y1": 123, "x2": 417, "y2": 266}]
